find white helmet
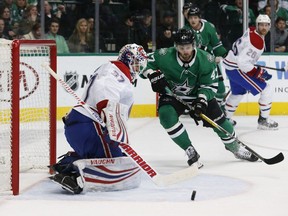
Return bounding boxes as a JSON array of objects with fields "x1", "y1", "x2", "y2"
[
  {"x1": 256, "y1": 14, "x2": 271, "y2": 30},
  {"x1": 117, "y1": 43, "x2": 147, "y2": 84}
]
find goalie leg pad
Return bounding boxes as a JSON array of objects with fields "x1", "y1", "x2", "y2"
[{"x1": 73, "y1": 156, "x2": 142, "y2": 192}]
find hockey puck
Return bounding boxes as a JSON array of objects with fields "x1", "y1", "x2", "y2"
[{"x1": 191, "y1": 190, "x2": 196, "y2": 201}]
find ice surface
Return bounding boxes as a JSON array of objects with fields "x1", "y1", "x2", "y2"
[{"x1": 1, "y1": 116, "x2": 288, "y2": 216}]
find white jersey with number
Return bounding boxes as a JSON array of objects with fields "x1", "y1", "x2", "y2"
[
  {"x1": 223, "y1": 27, "x2": 265, "y2": 74},
  {"x1": 73, "y1": 61, "x2": 134, "y2": 120}
]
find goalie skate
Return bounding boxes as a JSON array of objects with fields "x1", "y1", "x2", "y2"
[
  {"x1": 186, "y1": 146, "x2": 203, "y2": 169},
  {"x1": 257, "y1": 116, "x2": 278, "y2": 130},
  {"x1": 49, "y1": 173, "x2": 84, "y2": 194}
]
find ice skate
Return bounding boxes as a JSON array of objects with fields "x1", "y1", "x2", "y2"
[
  {"x1": 186, "y1": 146, "x2": 203, "y2": 168},
  {"x1": 257, "y1": 116, "x2": 278, "y2": 130},
  {"x1": 49, "y1": 173, "x2": 84, "y2": 194},
  {"x1": 225, "y1": 142, "x2": 258, "y2": 162}
]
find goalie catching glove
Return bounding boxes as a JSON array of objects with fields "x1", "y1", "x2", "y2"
[
  {"x1": 147, "y1": 70, "x2": 170, "y2": 94},
  {"x1": 189, "y1": 97, "x2": 208, "y2": 121}
]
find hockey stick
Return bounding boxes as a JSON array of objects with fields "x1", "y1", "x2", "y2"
[
  {"x1": 165, "y1": 87, "x2": 284, "y2": 165},
  {"x1": 43, "y1": 63, "x2": 198, "y2": 186},
  {"x1": 74, "y1": 149, "x2": 198, "y2": 187},
  {"x1": 255, "y1": 64, "x2": 287, "y2": 72},
  {"x1": 200, "y1": 114, "x2": 284, "y2": 165},
  {"x1": 119, "y1": 143, "x2": 198, "y2": 186},
  {"x1": 41, "y1": 63, "x2": 105, "y2": 127}
]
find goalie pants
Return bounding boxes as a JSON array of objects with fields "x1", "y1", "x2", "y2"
[{"x1": 63, "y1": 109, "x2": 123, "y2": 159}]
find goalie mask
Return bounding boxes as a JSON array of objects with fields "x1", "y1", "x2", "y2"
[{"x1": 118, "y1": 44, "x2": 148, "y2": 85}]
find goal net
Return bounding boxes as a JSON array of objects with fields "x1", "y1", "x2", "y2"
[{"x1": 0, "y1": 39, "x2": 57, "y2": 195}]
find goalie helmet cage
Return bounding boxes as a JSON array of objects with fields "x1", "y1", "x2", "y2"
[{"x1": 0, "y1": 39, "x2": 57, "y2": 195}]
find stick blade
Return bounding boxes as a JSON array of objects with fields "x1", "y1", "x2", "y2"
[
  {"x1": 263, "y1": 152, "x2": 284, "y2": 165},
  {"x1": 152, "y1": 165, "x2": 198, "y2": 186}
]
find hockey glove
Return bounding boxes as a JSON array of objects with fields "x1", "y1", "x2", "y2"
[
  {"x1": 255, "y1": 67, "x2": 272, "y2": 82},
  {"x1": 189, "y1": 97, "x2": 208, "y2": 121},
  {"x1": 148, "y1": 71, "x2": 169, "y2": 94}
]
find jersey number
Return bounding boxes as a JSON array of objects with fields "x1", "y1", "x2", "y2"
[
  {"x1": 232, "y1": 38, "x2": 242, "y2": 56},
  {"x1": 246, "y1": 49, "x2": 257, "y2": 59},
  {"x1": 112, "y1": 70, "x2": 125, "y2": 82}
]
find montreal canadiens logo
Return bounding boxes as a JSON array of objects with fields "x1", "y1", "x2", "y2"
[{"x1": 0, "y1": 62, "x2": 39, "y2": 102}]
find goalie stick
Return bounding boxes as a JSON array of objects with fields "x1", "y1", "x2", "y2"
[
  {"x1": 42, "y1": 63, "x2": 105, "y2": 127},
  {"x1": 165, "y1": 87, "x2": 284, "y2": 165},
  {"x1": 42, "y1": 63, "x2": 198, "y2": 186},
  {"x1": 74, "y1": 149, "x2": 198, "y2": 187}
]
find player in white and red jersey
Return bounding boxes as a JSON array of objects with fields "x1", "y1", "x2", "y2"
[
  {"x1": 223, "y1": 14, "x2": 278, "y2": 130},
  {"x1": 49, "y1": 44, "x2": 148, "y2": 194}
]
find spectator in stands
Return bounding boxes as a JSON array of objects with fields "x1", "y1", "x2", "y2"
[
  {"x1": 114, "y1": 13, "x2": 136, "y2": 51},
  {"x1": 0, "y1": 6, "x2": 15, "y2": 39},
  {"x1": 10, "y1": 0, "x2": 28, "y2": 24},
  {"x1": 11, "y1": 21, "x2": 20, "y2": 38},
  {"x1": 262, "y1": 4, "x2": 271, "y2": 18},
  {"x1": 18, "y1": 4, "x2": 40, "y2": 35},
  {"x1": 258, "y1": 0, "x2": 288, "y2": 13},
  {"x1": 67, "y1": 18, "x2": 94, "y2": 53},
  {"x1": 0, "y1": 17, "x2": 9, "y2": 39},
  {"x1": 45, "y1": 18, "x2": 69, "y2": 54},
  {"x1": 221, "y1": 0, "x2": 256, "y2": 49},
  {"x1": 0, "y1": 0, "x2": 14, "y2": 11},
  {"x1": 156, "y1": 10, "x2": 177, "y2": 49},
  {"x1": 265, "y1": 17, "x2": 288, "y2": 52},
  {"x1": 21, "y1": 22, "x2": 41, "y2": 39},
  {"x1": 259, "y1": 0, "x2": 288, "y2": 26},
  {"x1": 274, "y1": 16, "x2": 288, "y2": 52},
  {"x1": 133, "y1": 9, "x2": 152, "y2": 52},
  {"x1": 43, "y1": 1, "x2": 69, "y2": 38},
  {"x1": 86, "y1": 17, "x2": 106, "y2": 52},
  {"x1": 27, "y1": 0, "x2": 38, "y2": 6}
]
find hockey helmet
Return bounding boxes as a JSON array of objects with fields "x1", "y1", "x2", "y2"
[
  {"x1": 118, "y1": 43, "x2": 147, "y2": 84},
  {"x1": 256, "y1": 14, "x2": 271, "y2": 30},
  {"x1": 182, "y1": 2, "x2": 193, "y2": 11},
  {"x1": 173, "y1": 29, "x2": 195, "y2": 46},
  {"x1": 187, "y1": 6, "x2": 201, "y2": 17}
]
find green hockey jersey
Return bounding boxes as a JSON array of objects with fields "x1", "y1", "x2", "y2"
[
  {"x1": 183, "y1": 20, "x2": 227, "y2": 57},
  {"x1": 142, "y1": 47, "x2": 218, "y2": 101}
]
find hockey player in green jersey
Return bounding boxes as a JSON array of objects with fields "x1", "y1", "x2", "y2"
[
  {"x1": 140, "y1": 29, "x2": 258, "y2": 167},
  {"x1": 182, "y1": 6, "x2": 227, "y2": 112}
]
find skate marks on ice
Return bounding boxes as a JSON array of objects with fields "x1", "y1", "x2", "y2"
[{"x1": 13, "y1": 173, "x2": 250, "y2": 202}]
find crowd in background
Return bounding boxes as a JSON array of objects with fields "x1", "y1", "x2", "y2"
[{"x1": 0, "y1": 0, "x2": 288, "y2": 54}]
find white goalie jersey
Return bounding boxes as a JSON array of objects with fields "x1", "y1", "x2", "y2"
[
  {"x1": 223, "y1": 27, "x2": 265, "y2": 74},
  {"x1": 73, "y1": 61, "x2": 134, "y2": 121}
]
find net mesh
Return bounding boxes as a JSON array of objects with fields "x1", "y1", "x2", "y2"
[{"x1": 0, "y1": 39, "x2": 53, "y2": 193}]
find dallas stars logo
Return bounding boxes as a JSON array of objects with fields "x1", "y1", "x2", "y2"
[{"x1": 171, "y1": 79, "x2": 194, "y2": 95}]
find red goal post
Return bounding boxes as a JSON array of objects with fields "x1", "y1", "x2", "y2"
[{"x1": 0, "y1": 39, "x2": 57, "y2": 195}]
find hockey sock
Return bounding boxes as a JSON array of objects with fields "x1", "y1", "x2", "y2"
[
  {"x1": 212, "y1": 119, "x2": 238, "y2": 151},
  {"x1": 158, "y1": 105, "x2": 192, "y2": 150}
]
